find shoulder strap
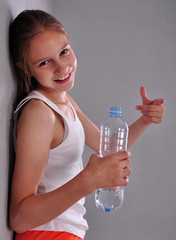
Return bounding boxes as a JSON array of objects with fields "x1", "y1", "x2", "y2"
[{"x1": 14, "y1": 90, "x2": 66, "y2": 118}]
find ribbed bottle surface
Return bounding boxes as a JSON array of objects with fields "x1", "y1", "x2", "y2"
[{"x1": 95, "y1": 107, "x2": 128, "y2": 212}]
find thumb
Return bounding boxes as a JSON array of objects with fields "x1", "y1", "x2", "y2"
[{"x1": 140, "y1": 86, "x2": 152, "y2": 105}]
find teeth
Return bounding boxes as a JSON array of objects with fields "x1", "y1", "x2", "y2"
[{"x1": 59, "y1": 73, "x2": 70, "y2": 81}]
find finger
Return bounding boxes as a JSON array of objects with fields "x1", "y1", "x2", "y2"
[
  {"x1": 139, "y1": 111, "x2": 164, "y2": 123},
  {"x1": 140, "y1": 110, "x2": 163, "y2": 118},
  {"x1": 118, "y1": 177, "x2": 129, "y2": 186},
  {"x1": 152, "y1": 98, "x2": 165, "y2": 105},
  {"x1": 121, "y1": 159, "x2": 131, "y2": 170},
  {"x1": 136, "y1": 104, "x2": 164, "y2": 111},
  {"x1": 140, "y1": 86, "x2": 152, "y2": 105},
  {"x1": 121, "y1": 167, "x2": 131, "y2": 177},
  {"x1": 143, "y1": 115, "x2": 163, "y2": 124},
  {"x1": 110, "y1": 151, "x2": 131, "y2": 160}
]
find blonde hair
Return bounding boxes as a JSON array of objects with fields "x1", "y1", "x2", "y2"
[{"x1": 9, "y1": 10, "x2": 68, "y2": 102}]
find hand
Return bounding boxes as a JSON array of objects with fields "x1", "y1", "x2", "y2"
[
  {"x1": 135, "y1": 86, "x2": 165, "y2": 124},
  {"x1": 85, "y1": 151, "x2": 131, "y2": 190}
]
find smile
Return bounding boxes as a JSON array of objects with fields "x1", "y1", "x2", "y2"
[
  {"x1": 59, "y1": 73, "x2": 70, "y2": 81},
  {"x1": 54, "y1": 72, "x2": 71, "y2": 84}
]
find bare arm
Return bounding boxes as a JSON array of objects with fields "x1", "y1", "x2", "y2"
[{"x1": 128, "y1": 87, "x2": 165, "y2": 148}]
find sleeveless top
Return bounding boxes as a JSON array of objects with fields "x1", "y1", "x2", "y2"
[{"x1": 13, "y1": 90, "x2": 89, "y2": 239}]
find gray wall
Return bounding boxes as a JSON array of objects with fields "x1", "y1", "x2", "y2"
[
  {"x1": 0, "y1": 0, "x2": 53, "y2": 239},
  {"x1": 1, "y1": 0, "x2": 176, "y2": 240},
  {"x1": 53, "y1": 1, "x2": 176, "y2": 240}
]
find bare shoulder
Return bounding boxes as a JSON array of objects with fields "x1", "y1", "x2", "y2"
[
  {"x1": 18, "y1": 98, "x2": 56, "y2": 124},
  {"x1": 16, "y1": 99, "x2": 58, "y2": 153}
]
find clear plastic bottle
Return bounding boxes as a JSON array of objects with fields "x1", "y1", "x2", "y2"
[{"x1": 95, "y1": 106, "x2": 128, "y2": 212}]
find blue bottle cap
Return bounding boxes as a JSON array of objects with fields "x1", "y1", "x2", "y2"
[{"x1": 109, "y1": 106, "x2": 122, "y2": 115}]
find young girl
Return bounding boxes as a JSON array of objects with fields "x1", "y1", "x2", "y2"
[{"x1": 9, "y1": 10, "x2": 165, "y2": 240}]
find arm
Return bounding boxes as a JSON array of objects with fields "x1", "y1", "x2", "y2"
[
  {"x1": 128, "y1": 86, "x2": 165, "y2": 148},
  {"x1": 67, "y1": 87, "x2": 165, "y2": 151},
  {"x1": 10, "y1": 99, "x2": 131, "y2": 233}
]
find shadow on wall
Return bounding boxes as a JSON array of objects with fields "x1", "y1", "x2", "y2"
[
  {"x1": 8, "y1": 105, "x2": 16, "y2": 240},
  {"x1": 5, "y1": 5, "x2": 18, "y2": 240},
  {"x1": 8, "y1": 34, "x2": 18, "y2": 240}
]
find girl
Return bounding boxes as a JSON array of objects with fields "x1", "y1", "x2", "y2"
[{"x1": 9, "y1": 10, "x2": 164, "y2": 240}]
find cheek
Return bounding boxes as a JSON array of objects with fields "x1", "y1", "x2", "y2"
[
  {"x1": 69, "y1": 51, "x2": 77, "y2": 69},
  {"x1": 32, "y1": 71, "x2": 48, "y2": 82},
  {"x1": 72, "y1": 55, "x2": 77, "y2": 70}
]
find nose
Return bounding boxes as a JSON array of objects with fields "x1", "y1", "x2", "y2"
[{"x1": 54, "y1": 60, "x2": 69, "y2": 76}]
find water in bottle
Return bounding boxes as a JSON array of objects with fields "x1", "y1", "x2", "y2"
[{"x1": 95, "y1": 106, "x2": 128, "y2": 212}]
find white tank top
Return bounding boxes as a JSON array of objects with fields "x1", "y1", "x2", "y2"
[{"x1": 13, "y1": 90, "x2": 89, "y2": 239}]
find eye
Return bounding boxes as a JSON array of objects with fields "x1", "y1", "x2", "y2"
[
  {"x1": 60, "y1": 49, "x2": 69, "y2": 56},
  {"x1": 39, "y1": 60, "x2": 49, "y2": 67}
]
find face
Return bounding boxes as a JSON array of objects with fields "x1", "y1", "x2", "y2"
[{"x1": 26, "y1": 29, "x2": 77, "y2": 95}]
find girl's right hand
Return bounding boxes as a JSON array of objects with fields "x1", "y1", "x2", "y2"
[{"x1": 84, "y1": 151, "x2": 131, "y2": 191}]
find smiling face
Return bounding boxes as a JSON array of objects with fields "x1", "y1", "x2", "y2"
[{"x1": 26, "y1": 29, "x2": 77, "y2": 97}]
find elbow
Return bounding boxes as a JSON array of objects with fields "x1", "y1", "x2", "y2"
[{"x1": 10, "y1": 214, "x2": 28, "y2": 233}]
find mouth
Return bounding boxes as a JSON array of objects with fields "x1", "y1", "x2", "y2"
[{"x1": 54, "y1": 72, "x2": 71, "y2": 84}]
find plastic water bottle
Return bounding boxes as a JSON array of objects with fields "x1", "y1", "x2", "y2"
[{"x1": 95, "y1": 106, "x2": 128, "y2": 212}]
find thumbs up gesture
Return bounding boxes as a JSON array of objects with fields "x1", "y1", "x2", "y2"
[{"x1": 135, "y1": 87, "x2": 165, "y2": 124}]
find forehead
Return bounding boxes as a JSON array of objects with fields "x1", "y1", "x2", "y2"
[{"x1": 27, "y1": 30, "x2": 69, "y2": 62}]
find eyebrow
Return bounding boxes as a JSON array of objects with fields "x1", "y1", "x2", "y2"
[{"x1": 33, "y1": 43, "x2": 71, "y2": 65}]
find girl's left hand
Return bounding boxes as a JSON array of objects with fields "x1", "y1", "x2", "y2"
[{"x1": 135, "y1": 86, "x2": 165, "y2": 124}]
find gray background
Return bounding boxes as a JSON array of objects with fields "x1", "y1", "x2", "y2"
[{"x1": 1, "y1": 0, "x2": 176, "y2": 239}]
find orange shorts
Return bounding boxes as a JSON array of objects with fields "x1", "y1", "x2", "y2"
[{"x1": 15, "y1": 231, "x2": 84, "y2": 240}]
